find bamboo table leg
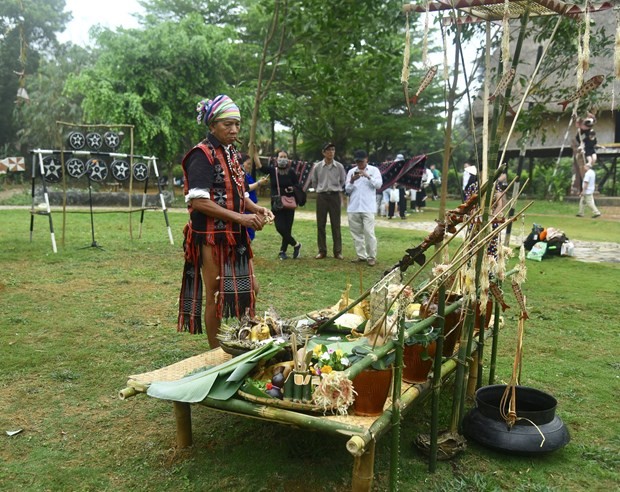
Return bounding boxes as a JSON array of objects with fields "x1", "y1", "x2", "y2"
[
  {"x1": 467, "y1": 352, "x2": 479, "y2": 399},
  {"x1": 351, "y1": 439, "x2": 375, "y2": 492},
  {"x1": 174, "y1": 401, "x2": 192, "y2": 448}
]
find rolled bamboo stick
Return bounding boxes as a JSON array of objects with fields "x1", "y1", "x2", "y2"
[{"x1": 118, "y1": 387, "x2": 138, "y2": 400}]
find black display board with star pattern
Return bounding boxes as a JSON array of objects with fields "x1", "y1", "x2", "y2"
[{"x1": 29, "y1": 122, "x2": 175, "y2": 252}]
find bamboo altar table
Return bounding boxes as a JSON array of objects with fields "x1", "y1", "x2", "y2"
[{"x1": 119, "y1": 335, "x2": 483, "y2": 492}]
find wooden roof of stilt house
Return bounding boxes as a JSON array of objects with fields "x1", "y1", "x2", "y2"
[
  {"x1": 403, "y1": 1, "x2": 619, "y2": 195},
  {"x1": 466, "y1": 7, "x2": 619, "y2": 159}
]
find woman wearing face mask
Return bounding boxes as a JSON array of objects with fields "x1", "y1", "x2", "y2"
[{"x1": 257, "y1": 150, "x2": 302, "y2": 260}]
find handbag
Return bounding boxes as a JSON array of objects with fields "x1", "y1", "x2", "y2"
[
  {"x1": 293, "y1": 186, "x2": 307, "y2": 207},
  {"x1": 271, "y1": 195, "x2": 284, "y2": 211},
  {"x1": 274, "y1": 170, "x2": 297, "y2": 210},
  {"x1": 281, "y1": 195, "x2": 297, "y2": 209}
]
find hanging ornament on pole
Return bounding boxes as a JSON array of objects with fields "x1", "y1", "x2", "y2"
[
  {"x1": 501, "y1": 0, "x2": 511, "y2": 75},
  {"x1": 582, "y1": 1, "x2": 591, "y2": 73},
  {"x1": 422, "y1": 1, "x2": 430, "y2": 68},
  {"x1": 15, "y1": 0, "x2": 29, "y2": 106},
  {"x1": 613, "y1": 8, "x2": 620, "y2": 109},
  {"x1": 577, "y1": 23, "x2": 584, "y2": 89},
  {"x1": 401, "y1": 12, "x2": 412, "y2": 116},
  {"x1": 615, "y1": 9, "x2": 620, "y2": 79}
]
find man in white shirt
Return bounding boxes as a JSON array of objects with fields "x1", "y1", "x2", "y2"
[
  {"x1": 345, "y1": 150, "x2": 383, "y2": 266},
  {"x1": 576, "y1": 162, "x2": 601, "y2": 218},
  {"x1": 462, "y1": 163, "x2": 472, "y2": 191}
]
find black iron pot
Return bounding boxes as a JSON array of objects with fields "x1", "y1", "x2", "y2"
[
  {"x1": 463, "y1": 385, "x2": 570, "y2": 455},
  {"x1": 476, "y1": 384, "x2": 557, "y2": 425}
]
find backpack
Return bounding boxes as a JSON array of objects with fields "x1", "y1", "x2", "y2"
[{"x1": 524, "y1": 223, "x2": 544, "y2": 251}]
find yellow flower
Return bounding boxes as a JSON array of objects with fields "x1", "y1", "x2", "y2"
[
  {"x1": 321, "y1": 365, "x2": 333, "y2": 374},
  {"x1": 313, "y1": 345, "x2": 323, "y2": 356},
  {"x1": 335, "y1": 349, "x2": 344, "y2": 357}
]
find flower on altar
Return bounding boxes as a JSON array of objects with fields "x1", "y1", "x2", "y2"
[{"x1": 310, "y1": 344, "x2": 351, "y2": 375}]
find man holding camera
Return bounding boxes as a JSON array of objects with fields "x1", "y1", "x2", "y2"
[{"x1": 345, "y1": 150, "x2": 383, "y2": 266}]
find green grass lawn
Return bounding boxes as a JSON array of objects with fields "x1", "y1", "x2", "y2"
[{"x1": 0, "y1": 202, "x2": 619, "y2": 492}]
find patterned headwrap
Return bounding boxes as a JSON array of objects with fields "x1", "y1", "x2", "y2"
[{"x1": 196, "y1": 95, "x2": 241, "y2": 126}]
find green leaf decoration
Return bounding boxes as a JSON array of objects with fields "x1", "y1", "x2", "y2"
[
  {"x1": 146, "y1": 342, "x2": 283, "y2": 403},
  {"x1": 404, "y1": 325, "x2": 441, "y2": 347},
  {"x1": 347, "y1": 344, "x2": 396, "y2": 371}
]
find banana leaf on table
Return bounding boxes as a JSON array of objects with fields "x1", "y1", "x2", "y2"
[{"x1": 146, "y1": 342, "x2": 284, "y2": 403}]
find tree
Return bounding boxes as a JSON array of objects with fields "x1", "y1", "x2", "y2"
[
  {"x1": 137, "y1": 0, "x2": 246, "y2": 26},
  {"x1": 65, "y1": 15, "x2": 245, "y2": 170},
  {"x1": 16, "y1": 43, "x2": 92, "y2": 150},
  {"x1": 263, "y1": 0, "x2": 446, "y2": 161},
  {"x1": 0, "y1": 0, "x2": 70, "y2": 152}
]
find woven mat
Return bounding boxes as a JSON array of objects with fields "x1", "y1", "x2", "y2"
[{"x1": 126, "y1": 348, "x2": 231, "y2": 392}]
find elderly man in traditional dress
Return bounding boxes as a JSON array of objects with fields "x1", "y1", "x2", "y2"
[
  {"x1": 345, "y1": 150, "x2": 383, "y2": 266},
  {"x1": 178, "y1": 95, "x2": 274, "y2": 348}
]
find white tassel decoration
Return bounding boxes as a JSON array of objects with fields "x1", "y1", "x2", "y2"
[
  {"x1": 577, "y1": 23, "x2": 584, "y2": 88},
  {"x1": 582, "y1": 1, "x2": 590, "y2": 74},
  {"x1": 615, "y1": 9, "x2": 620, "y2": 79},
  {"x1": 401, "y1": 13, "x2": 411, "y2": 85},
  {"x1": 422, "y1": 1, "x2": 430, "y2": 68}
]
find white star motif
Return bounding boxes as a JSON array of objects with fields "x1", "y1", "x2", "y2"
[
  {"x1": 112, "y1": 160, "x2": 130, "y2": 180},
  {"x1": 133, "y1": 163, "x2": 149, "y2": 181},
  {"x1": 66, "y1": 158, "x2": 85, "y2": 178}
]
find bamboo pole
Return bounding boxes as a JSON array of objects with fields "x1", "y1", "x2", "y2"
[
  {"x1": 389, "y1": 314, "x2": 405, "y2": 491},
  {"x1": 437, "y1": 14, "x2": 461, "y2": 219},
  {"x1": 429, "y1": 285, "x2": 446, "y2": 473},
  {"x1": 174, "y1": 401, "x2": 192, "y2": 448},
  {"x1": 118, "y1": 387, "x2": 138, "y2": 400},
  {"x1": 482, "y1": 21, "x2": 491, "y2": 183},
  {"x1": 201, "y1": 397, "x2": 367, "y2": 436},
  {"x1": 129, "y1": 126, "x2": 135, "y2": 240},
  {"x1": 475, "y1": 303, "x2": 487, "y2": 392},
  {"x1": 450, "y1": 304, "x2": 474, "y2": 433},
  {"x1": 352, "y1": 440, "x2": 375, "y2": 492},
  {"x1": 467, "y1": 352, "x2": 479, "y2": 398},
  {"x1": 447, "y1": 9, "x2": 532, "y2": 430},
  {"x1": 488, "y1": 300, "x2": 501, "y2": 385},
  {"x1": 447, "y1": 182, "x2": 521, "y2": 432}
]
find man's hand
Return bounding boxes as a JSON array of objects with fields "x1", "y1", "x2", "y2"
[
  {"x1": 241, "y1": 213, "x2": 269, "y2": 231},
  {"x1": 251, "y1": 206, "x2": 274, "y2": 230},
  {"x1": 351, "y1": 170, "x2": 367, "y2": 183}
]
